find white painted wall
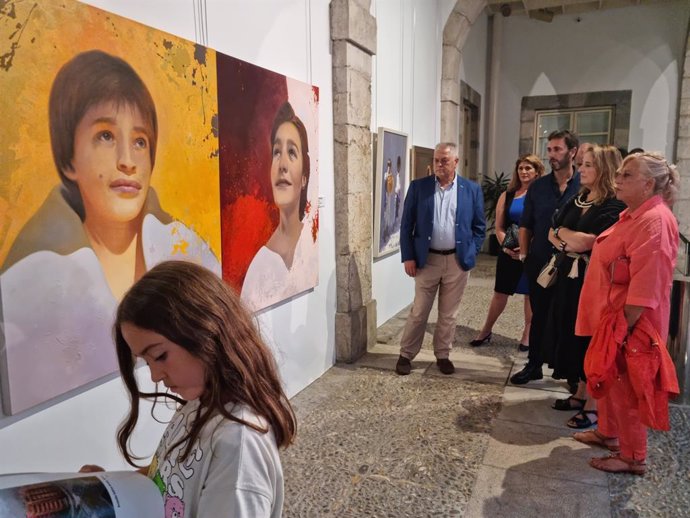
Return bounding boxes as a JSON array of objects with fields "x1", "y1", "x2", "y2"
[
  {"x1": 371, "y1": 0, "x2": 491, "y2": 325},
  {"x1": 493, "y1": 1, "x2": 690, "y2": 175},
  {"x1": 371, "y1": 0, "x2": 444, "y2": 325},
  {"x1": 0, "y1": 0, "x2": 335, "y2": 474}
]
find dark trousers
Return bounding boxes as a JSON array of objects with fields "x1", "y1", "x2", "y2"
[{"x1": 526, "y1": 275, "x2": 554, "y2": 369}]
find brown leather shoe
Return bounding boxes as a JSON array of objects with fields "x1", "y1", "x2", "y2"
[
  {"x1": 436, "y1": 358, "x2": 455, "y2": 375},
  {"x1": 395, "y1": 356, "x2": 411, "y2": 375}
]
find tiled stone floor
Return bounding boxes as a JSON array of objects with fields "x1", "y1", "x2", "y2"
[{"x1": 282, "y1": 253, "x2": 690, "y2": 517}]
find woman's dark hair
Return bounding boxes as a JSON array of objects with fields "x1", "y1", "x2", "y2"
[
  {"x1": 114, "y1": 261, "x2": 296, "y2": 466},
  {"x1": 49, "y1": 50, "x2": 158, "y2": 219},
  {"x1": 270, "y1": 101, "x2": 311, "y2": 220},
  {"x1": 507, "y1": 154, "x2": 545, "y2": 192}
]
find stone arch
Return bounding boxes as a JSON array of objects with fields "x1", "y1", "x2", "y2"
[{"x1": 440, "y1": 1, "x2": 486, "y2": 148}]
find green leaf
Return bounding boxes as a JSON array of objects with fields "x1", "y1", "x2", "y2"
[{"x1": 481, "y1": 172, "x2": 509, "y2": 232}]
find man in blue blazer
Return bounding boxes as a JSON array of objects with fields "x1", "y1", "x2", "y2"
[{"x1": 396, "y1": 142, "x2": 486, "y2": 375}]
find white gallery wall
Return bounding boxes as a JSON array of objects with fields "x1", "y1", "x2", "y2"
[
  {"x1": 371, "y1": 0, "x2": 443, "y2": 325},
  {"x1": 0, "y1": 0, "x2": 335, "y2": 474},
  {"x1": 371, "y1": 0, "x2": 491, "y2": 325},
  {"x1": 492, "y1": 1, "x2": 690, "y2": 176}
]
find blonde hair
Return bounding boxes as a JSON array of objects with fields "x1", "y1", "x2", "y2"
[
  {"x1": 585, "y1": 145, "x2": 620, "y2": 202},
  {"x1": 622, "y1": 151, "x2": 680, "y2": 206}
]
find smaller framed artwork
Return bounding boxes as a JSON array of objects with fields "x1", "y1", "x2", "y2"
[
  {"x1": 373, "y1": 127, "x2": 408, "y2": 258},
  {"x1": 411, "y1": 145, "x2": 434, "y2": 180}
]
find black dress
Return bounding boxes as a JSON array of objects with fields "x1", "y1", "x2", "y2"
[
  {"x1": 494, "y1": 191, "x2": 529, "y2": 295},
  {"x1": 544, "y1": 194, "x2": 626, "y2": 382}
]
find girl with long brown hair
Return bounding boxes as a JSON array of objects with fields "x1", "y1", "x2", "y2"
[{"x1": 83, "y1": 260, "x2": 295, "y2": 517}]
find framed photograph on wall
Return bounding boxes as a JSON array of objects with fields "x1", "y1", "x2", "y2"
[
  {"x1": 411, "y1": 145, "x2": 434, "y2": 180},
  {"x1": 373, "y1": 127, "x2": 408, "y2": 258}
]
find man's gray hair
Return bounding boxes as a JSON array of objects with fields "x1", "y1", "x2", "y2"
[{"x1": 435, "y1": 142, "x2": 459, "y2": 157}]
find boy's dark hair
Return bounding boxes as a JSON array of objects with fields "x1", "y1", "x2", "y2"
[{"x1": 49, "y1": 50, "x2": 158, "y2": 217}]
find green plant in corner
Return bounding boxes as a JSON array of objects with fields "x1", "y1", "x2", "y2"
[{"x1": 481, "y1": 171, "x2": 509, "y2": 232}]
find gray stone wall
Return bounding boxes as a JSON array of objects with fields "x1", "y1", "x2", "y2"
[
  {"x1": 331, "y1": 0, "x2": 377, "y2": 362},
  {"x1": 440, "y1": 0, "x2": 486, "y2": 145},
  {"x1": 676, "y1": 28, "x2": 690, "y2": 241},
  {"x1": 518, "y1": 90, "x2": 632, "y2": 157}
]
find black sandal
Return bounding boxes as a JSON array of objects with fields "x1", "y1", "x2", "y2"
[
  {"x1": 567, "y1": 410, "x2": 598, "y2": 429},
  {"x1": 552, "y1": 396, "x2": 585, "y2": 411}
]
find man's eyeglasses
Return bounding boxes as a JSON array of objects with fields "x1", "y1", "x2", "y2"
[{"x1": 434, "y1": 158, "x2": 454, "y2": 166}]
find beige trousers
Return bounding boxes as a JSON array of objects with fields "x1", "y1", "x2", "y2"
[{"x1": 399, "y1": 253, "x2": 470, "y2": 360}]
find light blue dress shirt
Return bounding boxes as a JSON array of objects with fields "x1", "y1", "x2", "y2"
[{"x1": 429, "y1": 174, "x2": 457, "y2": 250}]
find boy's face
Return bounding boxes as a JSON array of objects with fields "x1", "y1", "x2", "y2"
[{"x1": 64, "y1": 101, "x2": 152, "y2": 226}]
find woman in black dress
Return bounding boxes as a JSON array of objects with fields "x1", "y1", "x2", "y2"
[
  {"x1": 545, "y1": 145, "x2": 626, "y2": 428},
  {"x1": 471, "y1": 154, "x2": 544, "y2": 349}
]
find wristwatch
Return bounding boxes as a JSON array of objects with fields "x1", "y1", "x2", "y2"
[{"x1": 553, "y1": 226, "x2": 561, "y2": 239}]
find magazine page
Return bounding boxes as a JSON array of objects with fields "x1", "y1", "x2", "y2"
[{"x1": 0, "y1": 471, "x2": 163, "y2": 518}]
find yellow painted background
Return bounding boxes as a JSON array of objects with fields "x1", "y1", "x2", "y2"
[{"x1": 0, "y1": 0, "x2": 221, "y2": 264}]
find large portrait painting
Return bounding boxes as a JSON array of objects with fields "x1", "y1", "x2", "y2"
[
  {"x1": 217, "y1": 55, "x2": 319, "y2": 313},
  {"x1": 373, "y1": 128, "x2": 408, "y2": 257},
  {"x1": 0, "y1": 1, "x2": 221, "y2": 415}
]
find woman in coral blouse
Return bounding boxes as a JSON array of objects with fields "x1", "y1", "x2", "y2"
[{"x1": 573, "y1": 152, "x2": 680, "y2": 475}]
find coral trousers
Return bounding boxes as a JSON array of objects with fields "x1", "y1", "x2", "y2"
[{"x1": 597, "y1": 369, "x2": 648, "y2": 460}]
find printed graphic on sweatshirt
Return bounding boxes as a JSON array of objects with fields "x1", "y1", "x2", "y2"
[{"x1": 149, "y1": 407, "x2": 206, "y2": 518}]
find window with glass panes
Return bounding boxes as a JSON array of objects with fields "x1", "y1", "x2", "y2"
[{"x1": 534, "y1": 108, "x2": 613, "y2": 164}]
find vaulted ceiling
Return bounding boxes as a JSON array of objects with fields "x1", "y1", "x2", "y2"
[{"x1": 486, "y1": 0, "x2": 677, "y2": 22}]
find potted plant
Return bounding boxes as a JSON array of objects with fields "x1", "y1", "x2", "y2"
[{"x1": 481, "y1": 171, "x2": 509, "y2": 255}]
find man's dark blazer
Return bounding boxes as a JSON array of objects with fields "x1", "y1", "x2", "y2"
[{"x1": 400, "y1": 174, "x2": 486, "y2": 270}]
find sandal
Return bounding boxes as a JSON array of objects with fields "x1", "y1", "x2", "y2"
[
  {"x1": 572, "y1": 429, "x2": 620, "y2": 452},
  {"x1": 552, "y1": 396, "x2": 586, "y2": 411},
  {"x1": 589, "y1": 453, "x2": 646, "y2": 475},
  {"x1": 567, "y1": 410, "x2": 598, "y2": 429}
]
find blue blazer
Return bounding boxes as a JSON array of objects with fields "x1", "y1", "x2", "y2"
[{"x1": 400, "y1": 174, "x2": 486, "y2": 270}]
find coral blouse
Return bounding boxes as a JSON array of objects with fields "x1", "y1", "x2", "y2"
[{"x1": 576, "y1": 195, "x2": 678, "y2": 341}]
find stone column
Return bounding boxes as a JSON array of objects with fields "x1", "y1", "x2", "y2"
[
  {"x1": 676, "y1": 26, "x2": 690, "y2": 240},
  {"x1": 440, "y1": 0, "x2": 486, "y2": 146},
  {"x1": 331, "y1": 0, "x2": 377, "y2": 362}
]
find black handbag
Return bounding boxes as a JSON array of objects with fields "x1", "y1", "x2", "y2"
[{"x1": 502, "y1": 223, "x2": 519, "y2": 250}]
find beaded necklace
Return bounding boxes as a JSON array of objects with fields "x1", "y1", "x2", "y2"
[{"x1": 573, "y1": 192, "x2": 594, "y2": 209}]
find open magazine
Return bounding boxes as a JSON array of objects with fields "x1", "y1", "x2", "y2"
[{"x1": 0, "y1": 471, "x2": 162, "y2": 518}]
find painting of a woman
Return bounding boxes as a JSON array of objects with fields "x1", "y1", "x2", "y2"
[{"x1": 240, "y1": 102, "x2": 317, "y2": 312}]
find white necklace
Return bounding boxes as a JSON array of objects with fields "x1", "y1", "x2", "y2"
[{"x1": 574, "y1": 192, "x2": 594, "y2": 208}]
